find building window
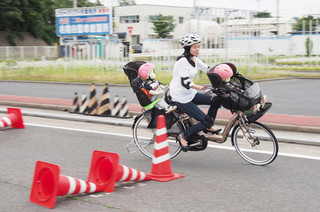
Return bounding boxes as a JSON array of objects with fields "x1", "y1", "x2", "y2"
[
  {"x1": 120, "y1": 15, "x2": 139, "y2": 23},
  {"x1": 179, "y1": 17, "x2": 184, "y2": 24},
  {"x1": 148, "y1": 15, "x2": 172, "y2": 22}
]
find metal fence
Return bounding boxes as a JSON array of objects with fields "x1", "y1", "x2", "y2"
[
  {"x1": 0, "y1": 46, "x2": 58, "y2": 60},
  {"x1": 1, "y1": 45, "x2": 320, "y2": 75},
  {"x1": 1, "y1": 17, "x2": 320, "y2": 71}
]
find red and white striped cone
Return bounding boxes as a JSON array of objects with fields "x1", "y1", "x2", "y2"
[
  {"x1": 88, "y1": 150, "x2": 150, "y2": 193},
  {"x1": 148, "y1": 115, "x2": 184, "y2": 182},
  {"x1": 29, "y1": 161, "x2": 105, "y2": 209},
  {"x1": 116, "y1": 164, "x2": 150, "y2": 182},
  {"x1": 0, "y1": 108, "x2": 24, "y2": 129}
]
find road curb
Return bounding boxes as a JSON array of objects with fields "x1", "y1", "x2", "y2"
[
  {"x1": 1, "y1": 106, "x2": 319, "y2": 146},
  {"x1": 1, "y1": 101, "x2": 320, "y2": 134}
]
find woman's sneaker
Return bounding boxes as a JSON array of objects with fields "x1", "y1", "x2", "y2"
[{"x1": 165, "y1": 105, "x2": 177, "y2": 114}]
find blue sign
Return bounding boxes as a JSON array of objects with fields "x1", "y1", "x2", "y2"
[{"x1": 55, "y1": 7, "x2": 112, "y2": 36}]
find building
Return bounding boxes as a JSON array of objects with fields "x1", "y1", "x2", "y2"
[
  {"x1": 223, "y1": 17, "x2": 296, "y2": 37},
  {"x1": 114, "y1": 4, "x2": 221, "y2": 45},
  {"x1": 114, "y1": 5, "x2": 296, "y2": 45}
]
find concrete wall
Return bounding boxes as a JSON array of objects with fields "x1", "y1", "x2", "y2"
[
  {"x1": 0, "y1": 31, "x2": 48, "y2": 46},
  {"x1": 228, "y1": 34, "x2": 320, "y2": 55}
]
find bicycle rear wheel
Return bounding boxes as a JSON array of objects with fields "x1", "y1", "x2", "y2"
[
  {"x1": 132, "y1": 110, "x2": 182, "y2": 159},
  {"x1": 232, "y1": 122, "x2": 278, "y2": 166}
]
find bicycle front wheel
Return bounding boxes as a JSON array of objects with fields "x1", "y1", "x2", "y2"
[
  {"x1": 232, "y1": 122, "x2": 278, "y2": 166},
  {"x1": 132, "y1": 110, "x2": 182, "y2": 159}
]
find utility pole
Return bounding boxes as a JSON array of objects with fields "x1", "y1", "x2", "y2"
[
  {"x1": 277, "y1": 0, "x2": 279, "y2": 37},
  {"x1": 73, "y1": 0, "x2": 77, "y2": 43},
  {"x1": 194, "y1": 0, "x2": 200, "y2": 35},
  {"x1": 255, "y1": 0, "x2": 262, "y2": 12},
  {"x1": 224, "y1": 9, "x2": 237, "y2": 62}
]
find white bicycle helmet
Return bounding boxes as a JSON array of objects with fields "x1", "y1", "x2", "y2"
[{"x1": 179, "y1": 34, "x2": 202, "y2": 47}]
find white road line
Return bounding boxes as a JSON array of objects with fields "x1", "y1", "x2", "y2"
[
  {"x1": 25, "y1": 123, "x2": 133, "y2": 138},
  {"x1": 25, "y1": 123, "x2": 320, "y2": 161},
  {"x1": 207, "y1": 144, "x2": 320, "y2": 161}
]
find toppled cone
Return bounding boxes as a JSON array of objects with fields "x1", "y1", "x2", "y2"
[
  {"x1": 88, "y1": 150, "x2": 151, "y2": 193},
  {"x1": 0, "y1": 107, "x2": 24, "y2": 129},
  {"x1": 148, "y1": 115, "x2": 184, "y2": 182},
  {"x1": 29, "y1": 161, "x2": 105, "y2": 209}
]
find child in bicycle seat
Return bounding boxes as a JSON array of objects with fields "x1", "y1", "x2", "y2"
[
  {"x1": 138, "y1": 63, "x2": 177, "y2": 114},
  {"x1": 213, "y1": 64, "x2": 267, "y2": 115}
]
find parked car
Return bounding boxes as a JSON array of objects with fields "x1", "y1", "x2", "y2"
[{"x1": 131, "y1": 44, "x2": 142, "y2": 53}]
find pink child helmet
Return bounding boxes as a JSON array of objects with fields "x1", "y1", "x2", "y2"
[
  {"x1": 213, "y1": 64, "x2": 233, "y2": 80},
  {"x1": 138, "y1": 63, "x2": 155, "y2": 79}
]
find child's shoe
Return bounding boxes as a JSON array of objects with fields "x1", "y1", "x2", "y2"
[
  {"x1": 165, "y1": 105, "x2": 177, "y2": 114},
  {"x1": 260, "y1": 95, "x2": 267, "y2": 108},
  {"x1": 252, "y1": 103, "x2": 261, "y2": 114}
]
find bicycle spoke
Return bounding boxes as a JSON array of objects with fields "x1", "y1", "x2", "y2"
[
  {"x1": 132, "y1": 110, "x2": 181, "y2": 159},
  {"x1": 232, "y1": 122, "x2": 278, "y2": 166}
]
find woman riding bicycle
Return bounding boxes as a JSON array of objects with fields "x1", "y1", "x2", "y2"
[{"x1": 169, "y1": 34, "x2": 221, "y2": 151}]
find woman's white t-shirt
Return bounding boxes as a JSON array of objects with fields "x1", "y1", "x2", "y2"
[{"x1": 169, "y1": 56, "x2": 208, "y2": 103}]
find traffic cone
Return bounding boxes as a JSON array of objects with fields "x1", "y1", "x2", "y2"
[
  {"x1": 70, "y1": 92, "x2": 80, "y2": 113},
  {"x1": 87, "y1": 83, "x2": 98, "y2": 115},
  {"x1": 97, "y1": 83, "x2": 111, "y2": 116},
  {"x1": 148, "y1": 115, "x2": 184, "y2": 182},
  {"x1": 88, "y1": 150, "x2": 151, "y2": 193},
  {"x1": 79, "y1": 93, "x2": 88, "y2": 114},
  {"x1": 0, "y1": 108, "x2": 24, "y2": 129},
  {"x1": 29, "y1": 161, "x2": 105, "y2": 209}
]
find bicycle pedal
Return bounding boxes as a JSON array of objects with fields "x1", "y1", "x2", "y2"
[
  {"x1": 189, "y1": 142, "x2": 201, "y2": 147},
  {"x1": 126, "y1": 140, "x2": 139, "y2": 154}
]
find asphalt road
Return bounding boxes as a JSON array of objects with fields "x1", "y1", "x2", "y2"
[
  {"x1": 1, "y1": 114, "x2": 320, "y2": 211},
  {"x1": 1, "y1": 78, "x2": 320, "y2": 117}
]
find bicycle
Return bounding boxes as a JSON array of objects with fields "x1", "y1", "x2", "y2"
[
  {"x1": 124, "y1": 61, "x2": 278, "y2": 166},
  {"x1": 129, "y1": 98, "x2": 278, "y2": 166}
]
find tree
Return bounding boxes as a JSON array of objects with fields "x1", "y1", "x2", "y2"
[
  {"x1": 0, "y1": 0, "x2": 102, "y2": 46},
  {"x1": 53, "y1": 0, "x2": 102, "y2": 8},
  {"x1": 254, "y1": 12, "x2": 272, "y2": 18},
  {"x1": 294, "y1": 16, "x2": 320, "y2": 32},
  {"x1": 150, "y1": 14, "x2": 176, "y2": 38},
  {"x1": 305, "y1": 37, "x2": 313, "y2": 57},
  {"x1": 118, "y1": 0, "x2": 136, "y2": 6}
]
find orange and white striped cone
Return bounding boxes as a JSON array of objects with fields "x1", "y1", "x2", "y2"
[
  {"x1": 148, "y1": 115, "x2": 184, "y2": 182},
  {"x1": 29, "y1": 161, "x2": 105, "y2": 209},
  {"x1": 0, "y1": 108, "x2": 24, "y2": 129},
  {"x1": 88, "y1": 150, "x2": 150, "y2": 193}
]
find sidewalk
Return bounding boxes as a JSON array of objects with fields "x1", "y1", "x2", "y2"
[{"x1": 1, "y1": 94, "x2": 320, "y2": 132}]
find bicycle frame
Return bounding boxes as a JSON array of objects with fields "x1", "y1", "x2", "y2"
[{"x1": 202, "y1": 112, "x2": 239, "y2": 143}]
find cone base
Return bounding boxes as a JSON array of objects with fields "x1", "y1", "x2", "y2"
[
  {"x1": 29, "y1": 161, "x2": 60, "y2": 209},
  {"x1": 87, "y1": 150, "x2": 120, "y2": 192},
  {"x1": 148, "y1": 172, "x2": 184, "y2": 182},
  {"x1": 7, "y1": 108, "x2": 24, "y2": 128}
]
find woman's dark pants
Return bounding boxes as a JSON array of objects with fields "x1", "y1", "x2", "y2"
[{"x1": 173, "y1": 93, "x2": 220, "y2": 140}]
